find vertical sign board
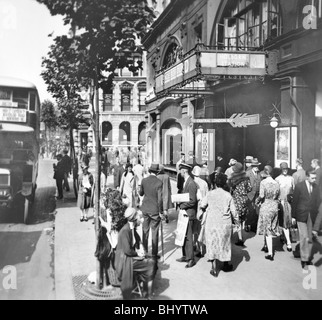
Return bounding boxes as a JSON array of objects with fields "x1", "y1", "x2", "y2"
[{"x1": 202, "y1": 133, "x2": 209, "y2": 162}]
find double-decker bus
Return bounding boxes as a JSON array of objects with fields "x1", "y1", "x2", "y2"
[{"x1": 0, "y1": 76, "x2": 40, "y2": 223}]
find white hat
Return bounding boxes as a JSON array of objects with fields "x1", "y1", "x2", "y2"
[
  {"x1": 229, "y1": 159, "x2": 237, "y2": 166},
  {"x1": 124, "y1": 207, "x2": 137, "y2": 221},
  {"x1": 192, "y1": 166, "x2": 201, "y2": 177}
]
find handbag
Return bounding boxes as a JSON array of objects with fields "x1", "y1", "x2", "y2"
[{"x1": 290, "y1": 225, "x2": 300, "y2": 243}]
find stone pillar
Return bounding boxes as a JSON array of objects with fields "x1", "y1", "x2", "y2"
[
  {"x1": 112, "y1": 120, "x2": 119, "y2": 147},
  {"x1": 156, "y1": 111, "x2": 161, "y2": 163},
  {"x1": 280, "y1": 74, "x2": 315, "y2": 168},
  {"x1": 131, "y1": 121, "x2": 139, "y2": 146}
]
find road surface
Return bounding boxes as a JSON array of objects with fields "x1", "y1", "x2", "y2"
[{"x1": 0, "y1": 159, "x2": 56, "y2": 300}]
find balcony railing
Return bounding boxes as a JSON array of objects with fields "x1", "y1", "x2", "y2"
[{"x1": 155, "y1": 44, "x2": 267, "y2": 95}]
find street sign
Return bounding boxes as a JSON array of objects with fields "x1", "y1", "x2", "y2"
[
  {"x1": 201, "y1": 133, "x2": 209, "y2": 161},
  {"x1": 230, "y1": 113, "x2": 260, "y2": 128},
  {"x1": 192, "y1": 114, "x2": 260, "y2": 128}
]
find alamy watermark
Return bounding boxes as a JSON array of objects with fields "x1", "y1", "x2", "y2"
[
  {"x1": 0, "y1": 1, "x2": 17, "y2": 39},
  {"x1": 303, "y1": 2, "x2": 322, "y2": 30},
  {"x1": 0, "y1": 266, "x2": 17, "y2": 290},
  {"x1": 302, "y1": 266, "x2": 318, "y2": 290}
]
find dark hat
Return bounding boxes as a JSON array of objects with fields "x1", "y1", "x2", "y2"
[
  {"x1": 232, "y1": 162, "x2": 244, "y2": 173},
  {"x1": 149, "y1": 163, "x2": 160, "y2": 173},
  {"x1": 179, "y1": 163, "x2": 192, "y2": 171},
  {"x1": 280, "y1": 162, "x2": 289, "y2": 170},
  {"x1": 251, "y1": 158, "x2": 261, "y2": 166}
]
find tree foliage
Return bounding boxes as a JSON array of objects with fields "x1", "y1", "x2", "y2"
[
  {"x1": 38, "y1": 0, "x2": 155, "y2": 92},
  {"x1": 41, "y1": 99, "x2": 58, "y2": 129}
]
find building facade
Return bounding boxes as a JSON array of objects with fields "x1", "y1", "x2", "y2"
[
  {"x1": 143, "y1": 0, "x2": 322, "y2": 172},
  {"x1": 73, "y1": 56, "x2": 148, "y2": 153}
]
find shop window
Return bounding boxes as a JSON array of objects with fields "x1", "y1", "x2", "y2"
[
  {"x1": 119, "y1": 122, "x2": 131, "y2": 145},
  {"x1": 102, "y1": 122, "x2": 113, "y2": 144},
  {"x1": 216, "y1": 0, "x2": 282, "y2": 50},
  {"x1": 103, "y1": 89, "x2": 113, "y2": 112}
]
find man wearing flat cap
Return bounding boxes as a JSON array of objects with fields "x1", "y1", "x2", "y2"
[
  {"x1": 139, "y1": 164, "x2": 163, "y2": 259},
  {"x1": 176, "y1": 163, "x2": 198, "y2": 268}
]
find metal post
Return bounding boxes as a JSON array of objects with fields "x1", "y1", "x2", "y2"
[{"x1": 93, "y1": 73, "x2": 101, "y2": 290}]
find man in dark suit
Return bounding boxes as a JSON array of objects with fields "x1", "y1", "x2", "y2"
[
  {"x1": 54, "y1": 154, "x2": 65, "y2": 200},
  {"x1": 61, "y1": 149, "x2": 72, "y2": 192},
  {"x1": 139, "y1": 164, "x2": 163, "y2": 259},
  {"x1": 176, "y1": 163, "x2": 198, "y2": 268},
  {"x1": 292, "y1": 170, "x2": 321, "y2": 269},
  {"x1": 113, "y1": 157, "x2": 125, "y2": 190},
  {"x1": 157, "y1": 165, "x2": 174, "y2": 222}
]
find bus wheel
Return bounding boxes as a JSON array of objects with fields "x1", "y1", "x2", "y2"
[{"x1": 23, "y1": 198, "x2": 30, "y2": 224}]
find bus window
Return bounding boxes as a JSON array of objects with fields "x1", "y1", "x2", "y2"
[
  {"x1": 29, "y1": 92, "x2": 36, "y2": 111},
  {"x1": 13, "y1": 89, "x2": 29, "y2": 109}
]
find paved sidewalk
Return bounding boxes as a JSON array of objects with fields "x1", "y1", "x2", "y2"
[{"x1": 54, "y1": 175, "x2": 322, "y2": 300}]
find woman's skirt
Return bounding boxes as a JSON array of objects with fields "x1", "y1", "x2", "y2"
[
  {"x1": 257, "y1": 200, "x2": 280, "y2": 237},
  {"x1": 205, "y1": 223, "x2": 232, "y2": 262}
]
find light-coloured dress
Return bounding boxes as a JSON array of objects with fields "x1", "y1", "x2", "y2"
[
  {"x1": 275, "y1": 174, "x2": 295, "y2": 229},
  {"x1": 201, "y1": 188, "x2": 238, "y2": 261},
  {"x1": 257, "y1": 177, "x2": 280, "y2": 237},
  {"x1": 120, "y1": 172, "x2": 136, "y2": 208}
]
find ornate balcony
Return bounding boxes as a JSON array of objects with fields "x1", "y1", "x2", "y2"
[{"x1": 155, "y1": 44, "x2": 267, "y2": 97}]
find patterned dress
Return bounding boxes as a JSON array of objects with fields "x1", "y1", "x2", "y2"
[
  {"x1": 201, "y1": 188, "x2": 239, "y2": 261},
  {"x1": 257, "y1": 177, "x2": 280, "y2": 237},
  {"x1": 275, "y1": 174, "x2": 295, "y2": 229},
  {"x1": 231, "y1": 179, "x2": 252, "y2": 223}
]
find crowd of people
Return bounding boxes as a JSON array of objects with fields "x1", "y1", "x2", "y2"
[{"x1": 53, "y1": 147, "x2": 322, "y2": 299}]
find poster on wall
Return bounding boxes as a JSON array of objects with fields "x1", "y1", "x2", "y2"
[{"x1": 275, "y1": 127, "x2": 298, "y2": 169}]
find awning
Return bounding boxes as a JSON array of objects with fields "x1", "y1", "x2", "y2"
[{"x1": 154, "y1": 44, "x2": 266, "y2": 99}]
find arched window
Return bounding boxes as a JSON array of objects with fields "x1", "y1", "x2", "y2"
[
  {"x1": 120, "y1": 82, "x2": 133, "y2": 112},
  {"x1": 102, "y1": 122, "x2": 113, "y2": 145},
  {"x1": 138, "y1": 82, "x2": 147, "y2": 112},
  {"x1": 162, "y1": 40, "x2": 182, "y2": 69},
  {"x1": 215, "y1": 0, "x2": 282, "y2": 50},
  {"x1": 138, "y1": 122, "x2": 147, "y2": 146},
  {"x1": 119, "y1": 122, "x2": 131, "y2": 146}
]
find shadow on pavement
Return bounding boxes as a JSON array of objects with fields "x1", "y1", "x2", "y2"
[
  {"x1": 153, "y1": 262, "x2": 170, "y2": 298},
  {"x1": 28, "y1": 186, "x2": 57, "y2": 225},
  {"x1": 0, "y1": 231, "x2": 42, "y2": 270},
  {"x1": 312, "y1": 239, "x2": 322, "y2": 267}
]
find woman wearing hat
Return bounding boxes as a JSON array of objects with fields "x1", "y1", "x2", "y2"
[
  {"x1": 275, "y1": 162, "x2": 295, "y2": 252},
  {"x1": 228, "y1": 162, "x2": 252, "y2": 247},
  {"x1": 115, "y1": 207, "x2": 157, "y2": 300},
  {"x1": 256, "y1": 166, "x2": 280, "y2": 260},
  {"x1": 77, "y1": 165, "x2": 94, "y2": 222},
  {"x1": 201, "y1": 173, "x2": 239, "y2": 277},
  {"x1": 120, "y1": 163, "x2": 138, "y2": 209}
]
